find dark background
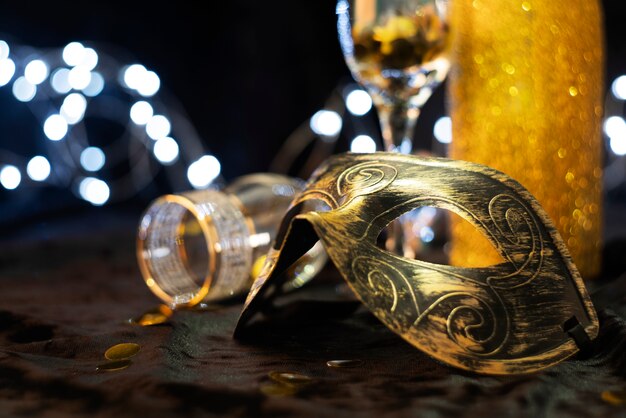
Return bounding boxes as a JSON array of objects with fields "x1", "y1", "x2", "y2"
[{"x1": 0, "y1": 0, "x2": 625, "y2": 242}]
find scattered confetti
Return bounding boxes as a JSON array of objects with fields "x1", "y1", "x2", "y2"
[
  {"x1": 128, "y1": 304, "x2": 173, "y2": 326},
  {"x1": 104, "y1": 343, "x2": 141, "y2": 360}
]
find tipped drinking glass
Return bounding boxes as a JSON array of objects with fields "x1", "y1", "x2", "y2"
[{"x1": 137, "y1": 173, "x2": 327, "y2": 309}]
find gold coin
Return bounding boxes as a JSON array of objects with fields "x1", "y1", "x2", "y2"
[
  {"x1": 601, "y1": 390, "x2": 626, "y2": 406},
  {"x1": 326, "y1": 359, "x2": 363, "y2": 368},
  {"x1": 128, "y1": 304, "x2": 173, "y2": 326},
  {"x1": 268, "y1": 371, "x2": 313, "y2": 386},
  {"x1": 96, "y1": 359, "x2": 131, "y2": 372},
  {"x1": 104, "y1": 343, "x2": 141, "y2": 360}
]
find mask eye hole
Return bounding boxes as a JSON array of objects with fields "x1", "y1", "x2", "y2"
[
  {"x1": 273, "y1": 198, "x2": 331, "y2": 250},
  {"x1": 376, "y1": 206, "x2": 505, "y2": 267}
]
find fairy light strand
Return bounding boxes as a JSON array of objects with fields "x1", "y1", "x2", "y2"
[{"x1": 0, "y1": 38, "x2": 222, "y2": 206}]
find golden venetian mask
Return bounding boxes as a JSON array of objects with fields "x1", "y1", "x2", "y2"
[{"x1": 235, "y1": 152, "x2": 598, "y2": 375}]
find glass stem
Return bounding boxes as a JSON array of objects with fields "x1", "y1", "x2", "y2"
[
  {"x1": 376, "y1": 101, "x2": 420, "y2": 153},
  {"x1": 375, "y1": 101, "x2": 420, "y2": 258}
]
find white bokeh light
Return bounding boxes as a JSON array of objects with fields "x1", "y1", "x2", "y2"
[
  {"x1": 419, "y1": 207, "x2": 438, "y2": 223},
  {"x1": 79, "y1": 177, "x2": 110, "y2": 205},
  {"x1": 187, "y1": 155, "x2": 221, "y2": 188},
  {"x1": 153, "y1": 137, "x2": 179, "y2": 164},
  {"x1": 137, "y1": 71, "x2": 160, "y2": 97},
  {"x1": 611, "y1": 75, "x2": 626, "y2": 101},
  {"x1": 123, "y1": 64, "x2": 147, "y2": 90},
  {"x1": 68, "y1": 66, "x2": 92, "y2": 90},
  {"x1": 80, "y1": 147, "x2": 106, "y2": 171},
  {"x1": 61, "y1": 93, "x2": 87, "y2": 124},
  {"x1": 51, "y1": 68, "x2": 71, "y2": 93},
  {"x1": 419, "y1": 226, "x2": 435, "y2": 243},
  {"x1": 0, "y1": 165, "x2": 21, "y2": 190},
  {"x1": 610, "y1": 135, "x2": 626, "y2": 156},
  {"x1": 350, "y1": 135, "x2": 377, "y2": 153},
  {"x1": 24, "y1": 60, "x2": 48, "y2": 85},
  {"x1": 146, "y1": 115, "x2": 171, "y2": 140},
  {"x1": 43, "y1": 114, "x2": 68, "y2": 141},
  {"x1": 63, "y1": 42, "x2": 85, "y2": 66},
  {"x1": 130, "y1": 101, "x2": 154, "y2": 125},
  {"x1": 12, "y1": 76, "x2": 37, "y2": 102},
  {"x1": 434, "y1": 116, "x2": 452, "y2": 144},
  {"x1": 310, "y1": 110, "x2": 342, "y2": 137},
  {"x1": 0, "y1": 40, "x2": 9, "y2": 60},
  {"x1": 0, "y1": 58, "x2": 16, "y2": 86},
  {"x1": 604, "y1": 116, "x2": 626, "y2": 139},
  {"x1": 82, "y1": 71, "x2": 104, "y2": 97},
  {"x1": 81, "y1": 48, "x2": 98, "y2": 70},
  {"x1": 605, "y1": 116, "x2": 626, "y2": 156},
  {"x1": 345, "y1": 89, "x2": 373, "y2": 116},
  {"x1": 27, "y1": 156, "x2": 51, "y2": 181}
]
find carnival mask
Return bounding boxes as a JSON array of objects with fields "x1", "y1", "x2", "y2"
[{"x1": 234, "y1": 152, "x2": 598, "y2": 375}]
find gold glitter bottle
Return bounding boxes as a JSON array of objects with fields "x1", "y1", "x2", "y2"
[{"x1": 447, "y1": 0, "x2": 604, "y2": 278}]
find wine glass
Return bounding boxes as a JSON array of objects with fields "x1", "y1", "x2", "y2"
[
  {"x1": 337, "y1": 0, "x2": 450, "y2": 153},
  {"x1": 336, "y1": 0, "x2": 451, "y2": 256}
]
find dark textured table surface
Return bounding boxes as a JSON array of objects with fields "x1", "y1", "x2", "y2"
[{"x1": 1, "y1": 218, "x2": 626, "y2": 418}]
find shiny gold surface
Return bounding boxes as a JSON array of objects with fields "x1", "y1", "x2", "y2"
[
  {"x1": 236, "y1": 152, "x2": 599, "y2": 375},
  {"x1": 448, "y1": 0, "x2": 604, "y2": 278},
  {"x1": 104, "y1": 343, "x2": 141, "y2": 360}
]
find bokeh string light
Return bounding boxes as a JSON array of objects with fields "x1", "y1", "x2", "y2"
[
  {"x1": 603, "y1": 74, "x2": 626, "y2": 193},
  {"x1": 0, "y1": 37, "x2": 222, "y2": 207}
]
